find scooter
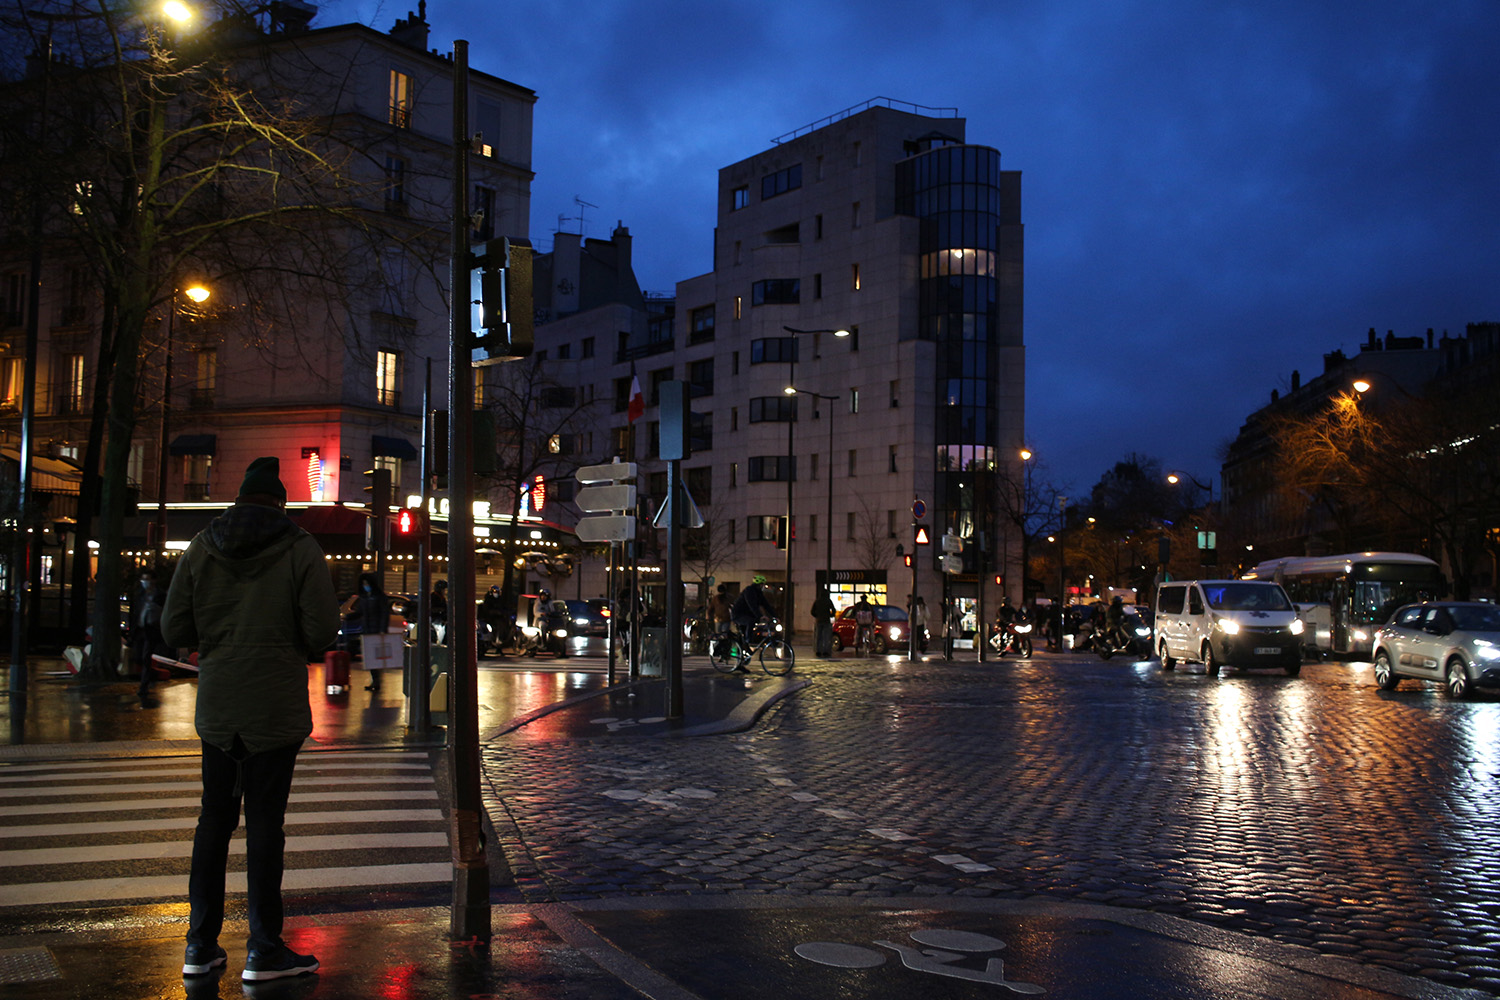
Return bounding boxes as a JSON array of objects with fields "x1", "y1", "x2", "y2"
[{"x1": 1096, "y1": 620, "x2": 1151, "y2": 660}]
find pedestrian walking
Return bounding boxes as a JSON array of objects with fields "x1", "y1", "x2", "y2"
[
  {"x1": 810, "y1": 587, "x2": 835, "y2": 657},
  {"x1": 132, "y1": 569, "x2": 166, "y2": 701},
  {"x1": 162, "y1": 457, "x2": 338, "y2": 982}
]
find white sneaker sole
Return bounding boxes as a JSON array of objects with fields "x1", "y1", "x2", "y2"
[{"x1": 242, "y1": 960, "x2": 319, "y2": 981}]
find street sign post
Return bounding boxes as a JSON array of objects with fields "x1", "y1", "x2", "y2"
[{"x1": 575, "y1": 461, "x2": 637, "y2": 682}]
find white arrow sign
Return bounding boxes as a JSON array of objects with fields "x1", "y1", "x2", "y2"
[
  {"x1": 576, "y1": 484, "x2": 637, "y2": 513},
  {"x1": 575, "y1": 514, "x2": 637, "y2": 542},
  {"x1": 576, "y1": 462, "x2": 637, "y2": 484}
]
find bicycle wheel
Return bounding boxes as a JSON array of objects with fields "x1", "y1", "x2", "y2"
[
  {"x1": 709, "y1": 636, "x2": 739, "y2": 673},
  {"x1": 759, "y1": 638, "x2": 795, "y2": 676}
]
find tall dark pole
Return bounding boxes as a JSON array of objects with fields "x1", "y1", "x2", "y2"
[
  {"x1": 411, "y1": 359, "x2": 432, "y2": 736},
  {"x1": 9, "y1": 26, "x2": 56, "y2": 731},
  {"x1": 825, "y1": 397, "x2": 834, "y2": 599},
  {"x1": 154, "y1": 295, "x2": 176, "y2": 567},
  {"x1": 446, "y1": 39, "x2": 488, "y2": 942},
  {"x1": 784, "y1": 357, "x2": 795, "y2": 625}
]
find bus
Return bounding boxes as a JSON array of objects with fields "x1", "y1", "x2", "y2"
[{"x1": 1242, "y1": 552, "x2": 1445, "y2": 657}]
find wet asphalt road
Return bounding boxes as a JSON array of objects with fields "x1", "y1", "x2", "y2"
[{"x1": 482, "y1": 649, "x2": 1500, "y2": 995}]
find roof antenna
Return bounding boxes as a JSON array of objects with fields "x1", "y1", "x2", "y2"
[{"x1": 573, "y1": 195, "x2": 598, "y2": 238}]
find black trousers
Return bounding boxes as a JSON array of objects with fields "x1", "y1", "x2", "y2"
[{"x1": 186, "y1": 737, "x2": 300, "y2": 953}]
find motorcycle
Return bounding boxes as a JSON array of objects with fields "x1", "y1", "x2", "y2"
[
  {"x1": 989, "y1": 615, "x2": 1034, "y2": 658},
  {"x1": 1096, "y1": 615, "x2": 1152, "y2": 660}
]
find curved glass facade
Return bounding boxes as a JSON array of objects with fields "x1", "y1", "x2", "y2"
[{"x1": 897, "y1": 143, "x2": 1003, "y2": 544}]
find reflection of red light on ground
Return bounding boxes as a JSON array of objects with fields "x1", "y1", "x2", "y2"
[
  {"x1": 307, "y1": 663, "x2": 350, "y2": 743},
  {"x1": 379, "y1": 962, "x2": 419, "y2": 999}
]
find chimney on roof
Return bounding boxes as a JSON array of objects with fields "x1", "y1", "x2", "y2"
[
  {"x1": 389, "y1": 2, "x2": 429, "y2": 51},
  {"x1": 1367, "y1": 327, "x2": 1377, "y2": 348},
  {"x1": 1290, "y1": 369, "x2": 1300, "y2": 391}
]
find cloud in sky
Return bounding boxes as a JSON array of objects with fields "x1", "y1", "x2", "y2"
[{"x1": 327, "y1": 0, "x2": 1498, "y2": 494}]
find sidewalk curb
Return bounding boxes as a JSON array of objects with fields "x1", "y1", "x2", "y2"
[{"x1": 482, "y1": 675, "x2": 810, "y2": 741}]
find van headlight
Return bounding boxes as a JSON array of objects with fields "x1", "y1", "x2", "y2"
[
  {"x1": 1218, "y1": 619, "x2": 1241, "y2": 635},
  {"x1": 1290, "y1": 619, "x2": 1305, "y2": 636}
]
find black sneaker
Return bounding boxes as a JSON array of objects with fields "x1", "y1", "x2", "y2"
[
  {"x1": 182, "y1": 943, "x2": 227, "y2": 976},
  {"x1": 241, "y1": 946, "x2": 318, "y2": 981}
]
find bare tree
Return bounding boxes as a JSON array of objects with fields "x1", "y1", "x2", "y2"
[
  {"x1": 852, "y1": 494, "x2": 895, "y2": 575},
  {"x1": 683, "y1": 515, "x2": 740, "y2": 596}
]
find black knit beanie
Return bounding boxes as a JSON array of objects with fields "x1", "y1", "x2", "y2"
[{"x1": 237, "y1": 456, "x2": 287, "y2": 504}]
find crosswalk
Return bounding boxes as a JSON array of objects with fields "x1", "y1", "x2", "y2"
[{"x1": 0, "y1": 750, "x2": 450, "y2": 911}]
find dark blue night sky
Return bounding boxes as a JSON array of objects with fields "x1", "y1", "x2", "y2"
[{"x1": 328, "y1": 0, "x2": 1499, "y2": 496}]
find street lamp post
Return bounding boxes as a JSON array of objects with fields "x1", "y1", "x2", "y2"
[
  {"x1": 779, "y1": 326, "x2": 849, "y2": 631},
  {"x1": 787, "y1": 386, "x2": 839, "y2": 654},
  {"x1": 1018, "y1": 449, "x2": 1032, "y2": 606},
  {"x1": 1166, "y1": 471, "x2": 1213, "y2": 507},
  {"x1": 155, "y1": 283, "x2": 210, "y2": 567}
]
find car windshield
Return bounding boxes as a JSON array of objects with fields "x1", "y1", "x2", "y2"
[
  {"x1": 1202, "y1": 584, "x2": 1292, "y2": 612},
  {"x1": 876, "y1": 606, "x2": 908, "y2": 622},
  {"x1": 1450, "y1": 604, "x2": 1500, "y2": 632}
]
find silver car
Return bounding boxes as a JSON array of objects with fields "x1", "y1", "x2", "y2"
[{"x1": 1372, "y1": 601, "x2": 1500, "y2": 699}]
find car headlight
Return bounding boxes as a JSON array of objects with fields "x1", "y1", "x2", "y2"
[
  {"x1": 1474, "y1": 639, "x2": 1500, "y2": 660},
  {"x1": 889, "y1": 626, "x2": 903, "y2": 640},
  {"x1": 553, "y1": 628, "x2": 568, "y2": 638},
  {"x1": 1290, "y1": 619, "x2": 1305, "y2": 636},
  {"x1": 1218, "y1": 619, "x2": 1241, "y2": 635},
  {"x1": 520, "y1": 626, "x2": 539, "y2": 638},
  {"x1": 1352, "y1": 628, "x2": 1369, "y2": 642},
  {"x1": 576, "y1": 618, "x2": 591, "y2": 626}
]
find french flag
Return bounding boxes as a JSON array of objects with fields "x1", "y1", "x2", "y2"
[{"x1": 627, "y1": 366, "x2": 645, "y2": 423}]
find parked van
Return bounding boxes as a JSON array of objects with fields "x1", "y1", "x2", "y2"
[{"x1": 1154, "y1": 580, "x2": 1304, "y2": 676}]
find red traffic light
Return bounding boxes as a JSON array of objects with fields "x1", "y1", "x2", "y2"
[{"x1": 903, "y1": 554, "x2": 912, "y2": 567}]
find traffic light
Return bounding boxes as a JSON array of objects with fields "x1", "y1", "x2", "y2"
[
  {"x1": 903, "y1": 554, "x2": 912, "y2": 567},
  {"x1": 390, "y1": 507, "x2": 423, "y2": 553},
  {"x1": 363, "y1": 468, "x2": 392, "y2": 554},
  {"x1": 994, "y1": 574, "x2": 1004, "y2": 586},
  {"x1": 469, "y1": 236, "x2": 534, "y2": 365}
]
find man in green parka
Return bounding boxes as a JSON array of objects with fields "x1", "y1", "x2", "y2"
[{"x1": 163, "y1": 457, "x2": 338, "y2": 983}]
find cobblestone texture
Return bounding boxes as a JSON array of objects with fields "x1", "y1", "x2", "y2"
[{"x1": 480, "y1": 655, "x2": 1500, "y2": 995}]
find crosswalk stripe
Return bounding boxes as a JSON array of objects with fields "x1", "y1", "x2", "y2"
[
  {"x1": 0, "y1": 776, "x2": 434, "y2": 798},
  {"x1": 0, "y1": 789, "x2": 439, "y2": 819},
  {"x1": 0, "y1": 809, "x2": 446, "y2": 839},
  {"x1": 0, "y1": 862, "x2": 451, "y2": 907},
  {"x1": 0, "y1": 763, "x2": 432, "y2": 784},
  {"x1": 0, "y1": 752, "x2": 429, "y2": 775},
  {"x1": 1, "y1": 832, "x2": 447, "y2": 867}
]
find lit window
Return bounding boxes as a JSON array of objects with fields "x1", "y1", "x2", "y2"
[
  {"x1": 389, "y1": 70, "x2": 413, "y2": 127},
  {"x1": 192, "y1": 348, "x2": 216, "y2": 407},
  {"x1": 851, "y1": 263, "x2": 860, "y2": 291},
  {"x1": 64, "y1": 353, "x2": 85, "y2": 413},
  {"x1": 376, "y1": 350, "x2": 401, "y2": 407},
  {"x1": 1, "y1": 357, "x2": 23, "y2": 407}
]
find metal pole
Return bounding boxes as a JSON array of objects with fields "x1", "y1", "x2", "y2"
[
  {"x1": 154, "y1": 292, "x2": 174, "y2": 567},
  {"x1": 411, "y1": 359, "x2": 431, "y2": 736},
  {"x1": 446, "y1": 39, "x2": 489, "y2": 943},
  {"x1": 9, "y1": 26, "x2": 55, "y2": 723},
  {"x1": 665, "y1": 459, "x2": 683, "y2": 717},
  {"x1": 784, "y1": 358, "x2": 794, "y2": 626}
]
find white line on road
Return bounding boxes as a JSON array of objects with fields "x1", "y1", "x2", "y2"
[
  {"x1": 0, "y1": 832, "x2": 447, "y2": 867},
  {"x1": 0, "y1": 789, "x2": 439, "y2": 818},
  {"x1": 0, "y1": 862, "x2": 452, "y2": 907},
  {"x1": 0, "y1": 808, "x2": 445, "y2": 839},
  {"x1": 0, "y1": 776, "x2": 434, "y2": 798}
]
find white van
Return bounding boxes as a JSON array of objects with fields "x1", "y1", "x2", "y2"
[{"x1": 1154, "y1": 580, "x2": 1304, "y2": 676}]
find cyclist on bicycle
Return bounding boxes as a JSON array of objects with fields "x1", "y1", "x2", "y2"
[{"x1": 729, "y1": 576, "x2": 777, "y2": 672}]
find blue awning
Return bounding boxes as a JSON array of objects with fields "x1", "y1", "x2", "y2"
[
  {"x1": 169, "y1": 434, "x2": 216, "y2": 456},
  {"x1": 372, "y1": 435, "x2": 417, "y2": 460}
]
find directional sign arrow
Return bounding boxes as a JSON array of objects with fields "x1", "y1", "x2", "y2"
[
  {"x1": 575, "y1": 514, "x2": 637, "y2": 543},
  {"x1": 576, "y1": 484, "x2": 637, "y2": 513},
  {"x1": 575, "y1": 462, "x2": 637, "y2": 484}
]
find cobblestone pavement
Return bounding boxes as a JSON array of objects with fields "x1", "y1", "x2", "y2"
[{"x1": 480, "y1": 653, "x2": 1500, "y2": 995}]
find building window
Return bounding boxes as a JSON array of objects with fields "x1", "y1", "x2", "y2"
[
  {"x1": 733, "y1": 295, "x2": 742, "y2": 320},
  {"x1": 689, "y1": 358, "x2": 714, "y2": 397},
  {"x1": 686, "y1": 466, "x2": 712, "y2": 506},
  {"x1": 384, "y1": 155, "x2": 406, "y2": 209},
  {"x1": 541, "y1": 386, "x2": 577, "y2": 408},
  {"x1": 887, "y1": 510, "x2": 897, "y2": 538},
  {"x1": 62, "y1": 353, "x2": 85, "y2": 413},
  {"x1": 751, "y1": 278, "x2": 800, "y2": 306},
  {"x1": 760, "y1": 164, "x2": 802, "y2": 200},
  {"x1": 612, "y1": 426, "x2": 630, "y2": 458},
  {"x1": 1, "y1": 357, "x2": 23, "y2": 408},
  {"x1": 848, "y1": 449, "x2": 857, "y2": 477},
  {"x1": 729, "y1": 462, "x2": 737, "y2": 487},
  {"x1": 852, "y1": 201, "x2": 862, "y2": 228},
  {"x1": 372, "y1": 455, "x2": 401, "y2": 493},
  {"x1": 815, "y1": 214, "x2": 823, "y2": 239},
  {"x1": 890, "y1": 379, "x2": 899, "y2": 408},
  {"x1": 748, "y1": 396, "x2": 797, "y2": 423},
  {"x1": 647, "y1": 421, "x2": 660, "y2": 458},
  {"x1": 730, "y1": 406, "x2": 738, "y2": 431},
  {"x1": 582, "y1": 336, "x2": 595, "y2": 358},
  {"x1": 851, "y1": 263, "x2": 861, "y2": 291},
  {"x1": 732, "y1": 351, "x2": 740, "y2": 375},
  {"x1": 846, "y1": 512, "x2": 856, "y2": 541},
  {"x1": 889, "y1": 445, "x2": 898, "y2": 473},
  {"x1": 613, "y1": 376, "x2": 631, "y2": 413},
  {"x1": 748, "y1": 456, "x2": 794, "y2": 482},
  {"x1": 809, "y1": 514, "x2": 817, "y2": 540},
  {"x1": 548, "y1": 433, "x2": 578, "y2": 455},
  {"x1": 690, "y1": 411, "x2": 714, "y2": 452},
  {"x1": 750, "y1": 337, "x2": 798, "y2": 364},
  {"x1": 557, "y1": 342, "x2": 572, "y2": 360},
  {"x1": 689, "y1": 305, "x2": 715, "y2": 345},
  {"x1": 649, "y1": 366, "x2": 673, "y2": 406},
  {"x1": 471, "y1": 185, "x2": 495, "y2": 240},
  {"x1": 376, "y1": 349, "x2": 401, "y2": 407},
  {"x1": 184, "y1": 455, "x2": 213, "y2": 501},
  {"x1": 747, "y1": 515, "x2": 781, "y2": 541},
  {"x1": 60, "y1": 267, "x2": 88, "y2": 325},
  {"x1": 813, "y1": 273, "x2": 822, "y2": 300},
  {"x1": 732, "y1": 185, "x2": 749, "y2": 210},
  {"x1": 0, "y1": 272, "x2": 21, "y2": 327},
  {"x1": 474, "y1": 377, "x2": 485, "y2": 409},
  {"x1": 389, "y1": 69, "x2": 413, "y2": 127},
  {"x1": 810, "y1": 452, "x2": 819, "y2": 481},
  {"x1": 853, "y1": 140, "x2": 862, "y2": 166},
  {"x1": 850, "y1": 387, "x2": 860, "y2": 413},
  {"x1": 190, "y1": 348, "x2": 217, "y2": 407}
]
